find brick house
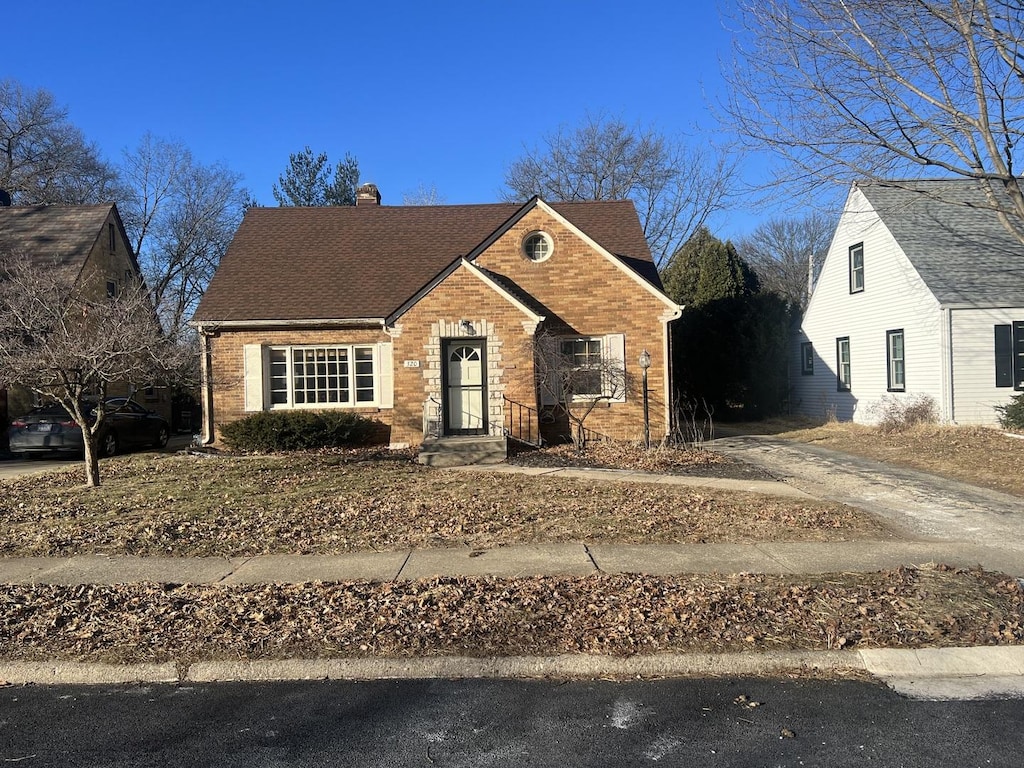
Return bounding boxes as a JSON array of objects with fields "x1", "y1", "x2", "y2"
[
  {"x1": 193, "y1": 185, "x2": 682, "y2": 460},
  {"x1": 0, "y1": 201, "x2": 165, "y2": 434}
]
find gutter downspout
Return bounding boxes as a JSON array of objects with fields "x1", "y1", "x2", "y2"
[
  {"x1": 939, "y1": 306, "x2": 955, "y2": 423},
  {"x1": 197, "y1": 325, "x2": 215, "y2": 445},
  {"x1": 661, "y1": 305, "x2": 684, "y2": 439}
]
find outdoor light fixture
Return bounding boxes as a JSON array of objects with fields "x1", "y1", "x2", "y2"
[
  {"x1": 639, "y1": 349, "x2": 652, "y2": 449},
  {"x1": 460, "y1": 319, "x2": 475, "y2": 335}
]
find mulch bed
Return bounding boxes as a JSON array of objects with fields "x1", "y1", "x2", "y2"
[{"x1": 509, "y1": 442, "x2": 778, "y2": 481}]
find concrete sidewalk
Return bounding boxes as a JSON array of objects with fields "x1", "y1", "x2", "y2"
[
  {"x1": 3, "y1": 539, "x2": 1023, "y2": 698},
  {"x1": 1, "y1": 539, "x2": 1022, "y2": 585},
  {"x1": 2, "y1": 457, "x2": 1022, "y2": 696}
]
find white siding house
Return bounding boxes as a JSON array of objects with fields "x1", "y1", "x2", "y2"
[{"x1": 792, "y1": 180, "x2": 1024, "y2": 426}]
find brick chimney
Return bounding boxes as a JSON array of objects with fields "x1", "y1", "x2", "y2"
[{"x1": 356, "y1": 182, "x2": 381, "y2": 206}]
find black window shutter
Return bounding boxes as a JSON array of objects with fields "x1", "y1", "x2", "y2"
[
  {"x1": 996, "y1": 325, "x2": 1013, "y2": 387},
  {"x1": 1015, "y1": 321, "x2": 1024, "y2": 390}
]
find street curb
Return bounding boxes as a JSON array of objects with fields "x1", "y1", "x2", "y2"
[{"x1": 0, "y1": 650, "x2": 861, "y2": 686}]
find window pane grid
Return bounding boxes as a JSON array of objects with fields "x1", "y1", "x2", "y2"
[
  {"x1": 561, "y1": 337, "x2": 603, "y2": 397},
  {"x1": 837, "y1": 337, "x2": 851, "y2": 391},
  {"x1": 271, "y1": 345, "x2": 368, "y2": 407},
  {"x1": 887, "y1": 330, "x2": 905, "y2": 390}
]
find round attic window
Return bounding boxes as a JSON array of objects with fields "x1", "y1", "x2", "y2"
[{"x1": 522, "y1": 231, "x2": 553, "y2": 262}]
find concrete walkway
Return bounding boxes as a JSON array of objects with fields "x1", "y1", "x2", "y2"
[
  {"x1": 1, "y1": 539, "x2": 1022, "y2": 586},
  {"x1": 3, "y1": 451, "x2": 1023, "y2": 696}
]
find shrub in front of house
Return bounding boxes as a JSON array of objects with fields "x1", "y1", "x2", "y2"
[
  {"x1": 220, "y1": 411, "x2": 378, "y2": 452},
  {"x1": 995, "y1": 393, "x2": 1024, "y2": 431},
  {"x1": 868, "y1": 393, "x2": 938, "y2": 434}
]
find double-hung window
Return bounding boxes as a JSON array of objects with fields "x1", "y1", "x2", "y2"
[
  {"x1": 800, "y1": 342, "x2": 814, "y2": 375},
  {"x1": 561, "y1": 338, "x2": 604, "y2": 398},
  {"x1": 995, "y1": 322, "x2": 1024, "y2": 390},
  {"x1": 263, "y1": 344, "x2": 378, "y2": 407},
  {"x1": 849, "y1": 243, "x2": 864, "y2": 293},
  {"x1": 836, "y1": 337, "x2": 852, "y2": 391},
  {"x1": 886, "y1": 330, "x2": 905, "y2": 391}
]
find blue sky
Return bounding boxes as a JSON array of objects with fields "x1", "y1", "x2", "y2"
[{"x1": 6, "y1": 0, "x2": 774, "y2": 239}]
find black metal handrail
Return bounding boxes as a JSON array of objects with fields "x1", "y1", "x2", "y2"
[{"x1": 503, "y1": 396, "x2": 540, "y2": 446}]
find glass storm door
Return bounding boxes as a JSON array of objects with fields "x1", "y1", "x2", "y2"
[{"x1": 444, "y1": 340, "x2": 487, "y2": 435}]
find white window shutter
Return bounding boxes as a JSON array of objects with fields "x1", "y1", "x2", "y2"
[
  {"x1": 603, "y1": 333, "x2": 627, "y2": 402},
  {"x1": 243, "y1": 344, "x2": 265, "y2": 412},
  {"x1": 377, "y1": 342, "x2": 394, "y2": 408}
]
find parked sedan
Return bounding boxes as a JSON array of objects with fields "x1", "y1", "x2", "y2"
[{"x1": 7, "y1": 398, "x2": 171, "y2": 458}]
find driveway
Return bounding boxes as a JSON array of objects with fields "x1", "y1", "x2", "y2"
[
  {"x1": 712, "y1": 434, "x2": 1024, "y2": 551},
  {"x1": 0, "y1": 434, "x2": 193, "y2": 481}
]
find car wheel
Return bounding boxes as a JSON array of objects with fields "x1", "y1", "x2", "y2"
[
  {"x1": 101, "y1": 431, "x2": 119, "y2": 458},
  {"x1": 153, "y1": 425, "x2": 170, "y2": 449}
]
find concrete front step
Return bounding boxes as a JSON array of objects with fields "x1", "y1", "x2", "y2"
[{"x1": 418, "y1": 436, "x2": 507, "y2": 467}]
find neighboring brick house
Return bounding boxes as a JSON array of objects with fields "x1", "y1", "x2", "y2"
[
  {"x1": 792, "y1": 179, "x2": 1024, "y2": 425},
  {"x1": 193, "y1": 186, "x2": 682, "y2": 458},
  {"x1": 0, "y1": 201, "x2": 164, "y2": 433}
]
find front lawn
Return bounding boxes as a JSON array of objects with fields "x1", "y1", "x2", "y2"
[{"x1": 0, "y1": 450, "x2": 893, "y2": 557}]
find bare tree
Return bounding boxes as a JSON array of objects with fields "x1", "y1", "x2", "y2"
[
  {"x1": 0, "y1": 79, "x2": 121, "y2": 204},
  {"x1": 531, "y1": 332, "x2": 631, "y2": 450},
  {"x1": 119, "y1": 134, "x2": 248, "y2": 338},
  {"x1": 735, "y1": 213, "x2": 834, "y2": 310},
  {"x1": 402, "y1": 182, "x2": 446, "y2": 205},
  {"x1": 0, "y1": 253, "x2": 191, "y2": 487},
  {"x1": 724, "y1": 0, "x2": 1024, "y2": 242},
  {"x1": 504, "y1": 114, "x2": 735, "y2": 268}
]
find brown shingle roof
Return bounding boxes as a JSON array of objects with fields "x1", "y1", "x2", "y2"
[
  {"x1": 193, "y1": 199, "x2": 658, "y2": 323},
  {"x1": 0, "y1": 204, "x2": 114, "y2": 283}
]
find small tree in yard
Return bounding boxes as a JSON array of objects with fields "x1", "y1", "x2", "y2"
[
  {"x1": 0, "y1": 252, "x2": 191, "y2": 487},
  {"x1": 532, "y1": 333, "x2": 630, "y2": 451}
]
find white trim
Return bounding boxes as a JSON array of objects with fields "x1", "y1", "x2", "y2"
[
  {"x1": 522, "y1": 230, "x2": 554, "y2": 262},
  {"x1": 533, "y1": 199, "x2": 682, "y2": 313},
  {"x1": 191, "y1": 318, "x2": 385, "y2": 329},
  {"x1": 461, "y1": 260, "x2": 546, "y2": 323},
  {"x1": 264, "y1": 343, "x2": 386, "y2": 410},
  {"x1": 389, "y1": 259, "x2": 546, "y2": 325}
]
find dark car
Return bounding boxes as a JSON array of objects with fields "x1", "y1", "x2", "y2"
[{"x1": 7, "y1": 398, "x2": 170, "y2": 458}]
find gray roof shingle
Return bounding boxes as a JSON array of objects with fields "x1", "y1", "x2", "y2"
[
  {"x1": 858, "y1": 180, "x2": 1024, "y2": 306},
  {"x1": 0, "y1": 204, "x2": 114, "y2": 284},
  {"x1": 193, "y1": 199, "x2": 658, "y2": 323}
]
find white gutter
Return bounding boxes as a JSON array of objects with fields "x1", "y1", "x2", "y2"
[
  {"x1": 197, "y1": 325, "x2": 215, "y2": 445},
  {"x1": 191, "y1": 318, "x2": 386, "y2": 329},
  {"x1": 661, "y1": 305, "x2": 684, "y2": 438}
]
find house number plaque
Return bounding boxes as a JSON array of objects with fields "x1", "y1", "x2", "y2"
[{"x1": 403, "y1": 360, "x2": 421, "y2": 368}]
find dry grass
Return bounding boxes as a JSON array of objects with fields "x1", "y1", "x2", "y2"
[
  {"x1": 0, "y1": 451, "x2": 894, "y2": 557},
  {"x1": 736, "y1": 420, "x2": 1024, "y2": 497}
]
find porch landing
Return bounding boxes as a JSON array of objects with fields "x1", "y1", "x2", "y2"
[{"x1": 418, "y1": 436, "x2": 508, "y2": 467}]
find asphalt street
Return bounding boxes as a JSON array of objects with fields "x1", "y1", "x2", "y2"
[{"x1": 3, "y1": 677, "x2": 1022, "y2": 767}]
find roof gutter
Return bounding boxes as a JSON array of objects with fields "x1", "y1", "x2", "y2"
[{"x1": 190, "y1": 318, "x2": 386, "y2": 330}]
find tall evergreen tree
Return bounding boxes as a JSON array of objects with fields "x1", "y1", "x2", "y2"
[
  {"x1": 662, "y1": 226, "x2": 758, "y2": 307},
  {"x1": 272, "y1": 147, "x2": 359, "y2": 207}
]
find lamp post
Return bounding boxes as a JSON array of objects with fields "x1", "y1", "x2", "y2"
[{"x1": 638, "y1": 349, "x2": 651, "y2": 449}]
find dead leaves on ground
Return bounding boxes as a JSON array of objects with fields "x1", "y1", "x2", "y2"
[
  {"x1": 0, "y1": 455, "x2": 891, "y2": 557},
  {"x1": 1, "y1": 566, "x2": 1020, "y2": 664}
]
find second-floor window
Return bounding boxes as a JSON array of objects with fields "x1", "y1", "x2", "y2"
[{"x1": 849, "y1": 243, "x2": 864, "y2": 293}]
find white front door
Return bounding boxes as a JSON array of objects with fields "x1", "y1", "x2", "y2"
[{"x1": 444, "y1": 340, "x2": 487, "y2": 435}]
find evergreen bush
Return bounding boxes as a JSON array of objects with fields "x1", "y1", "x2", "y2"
[
  {"x1": 995, "y1": 393, "x2": 1024, "y2": 431},
  {"x1": 219, "y1": 410, "x2": 377, "y2": 453}
]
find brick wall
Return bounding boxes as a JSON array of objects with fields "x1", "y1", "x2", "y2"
[
  {"x1": 474, "y1": 207, "x2": 674, "y2": 441},
  {"x1": 390, "y1": 266, "x2": 540, "y2": 447},
  {"x1": 207, "y1": 327, "x2": 393, "y2": 445}
]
